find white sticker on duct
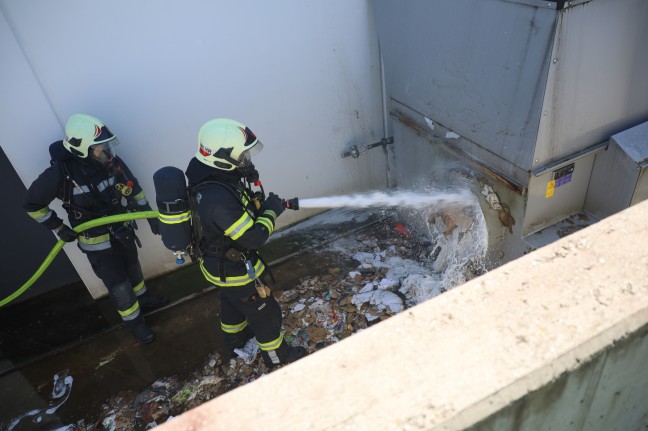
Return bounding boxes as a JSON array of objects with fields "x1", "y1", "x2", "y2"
[
  {"x1": 446, "y1": 132, "x2": 460, "y2": 139},
  {"x1": 424, "y1": 116, "x2": 435, "y2": 130}
]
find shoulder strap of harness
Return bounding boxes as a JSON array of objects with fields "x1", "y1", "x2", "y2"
[
  {"x1": 192, "y1": 179, "x2": 243, "y2": 206},
  {"x1": 58, "y1": 159, "x2": 118, "y2": 220},
  {"x1": 59, "y1": 160, "x2": 74, "y2": 210},
  {"x1": 189, "y1": 179, "x2": 242, "y2": 247}
]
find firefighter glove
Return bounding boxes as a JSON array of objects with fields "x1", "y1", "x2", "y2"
[
  {"x1": 147, "y1": 217, "x2": 160, "y2": 235},
  {"x1": 263, "y1": 192, "x2": 284, "y2": 217},
  {"x1": 54, "y1": 223, "x2": 78, "y2": 242}
]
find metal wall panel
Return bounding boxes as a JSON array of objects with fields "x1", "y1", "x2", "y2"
[
  {"x1": 373, "y1": 0, "x2": 557, "y2": 178},
  {"x1": 632, "y1": 164, "x2": 648, "y2": 206},
  {"x1": 524, "y1": 152, "x2": 599, "y2": 235},
  {"x1": 532, "y1": 0, "x2": 648, "y2": 170},
  {"x1": 584, "y1": 120, "x2": 648, "y2": 219}
]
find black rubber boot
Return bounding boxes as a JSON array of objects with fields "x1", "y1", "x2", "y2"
[
  {"x1": 138, "y1": 291, "x2": 169, "y2": 311},
  {"x1": 261, "y1": 341, "x2": 307, "y2": 368},
  {"x1": 125, "y1": 315, "x2": 155, "y2": 344}
]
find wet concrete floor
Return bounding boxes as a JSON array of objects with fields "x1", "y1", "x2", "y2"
[{"x1": 0, "y1": 209, "x2": 395, "y2": 429}]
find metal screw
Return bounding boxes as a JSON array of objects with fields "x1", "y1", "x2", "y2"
[
  {"x1": 553, "y1": 58, "x2": 558, "y2": 63},
  {"x1": 543, "y1": 111, "x2": 548, "y2": 115}
]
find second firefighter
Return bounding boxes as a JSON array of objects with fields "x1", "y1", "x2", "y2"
[{"x1": 183, "y1": 118, "x2": 306, "y2": 367}]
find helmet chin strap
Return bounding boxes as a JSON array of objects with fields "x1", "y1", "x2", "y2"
[{"x1": 214, "y1": 147, "x2": 240, "y2": 168}]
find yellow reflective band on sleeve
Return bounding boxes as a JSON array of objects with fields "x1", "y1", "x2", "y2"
[
  {"x1": 263, "y1": 209, "x2": 277, "y2": 220},
  {"x1": 28, "y1": 207, "x2": 52, "y2": 222},
  {"x1": 133, "y1": 280, "x2": 145, "y2": 294},
  {"x1": 199, "y1": 258, "x2": 265, "y2": 287},
  {"x1": 221, "y1": 320, "x2": 249, "y2": 334},
  {"x1": 257, "y1": 332, "x2": 284, "y2": 351},
  {"x1": 159, "y1": 211, "x2": 191, "y2": 224},
  {"x1": 133, "y1": 191, "x2": 146, "y2": 201},
  {"x1": 118, "y1": 301, "x2": 140, "y2": 318},
  {"x1": 255, "y1": 217, "x2": 274, "y2": 235},
  {"x1": 224, "y1": 212, "x2": 254, "y2": 240}
]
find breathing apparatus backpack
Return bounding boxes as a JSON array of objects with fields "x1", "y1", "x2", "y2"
[
  {"x1": 153, "y1": 166, "x2": 197, "y2": 264},
  {"x1": 152, "y1": 166, "x2": 246, "y2": 265}
]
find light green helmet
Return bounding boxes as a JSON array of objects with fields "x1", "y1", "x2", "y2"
[
  {"x1": 63, "y1": 113, "x2": 117, "y2": 159},
  {"x1": 196, "y1": 118, "x2": 263, "y2": 171}
]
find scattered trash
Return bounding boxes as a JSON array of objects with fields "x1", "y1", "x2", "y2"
[
  {"x1": 480, "y1": 181, "x2": 515, "y2": 233},
  {"x1": 292, "y1": 303, "x2": 306, "y2": 312},
  {"x1": 394, "y1": 222, "x2": 411, "y2": 237},
  {"x1": 481, "y1": 183, "x2": 502, "y2": 210},
  {"x1": 446, "y1": 131, "x2": 460, "y2": 139},
  {"x1": 96, "y1": 352, "x2": 117, "y2": 369},
  {"x1": 5, "y1": 370, "x2": 74, "y2": 431},
  {"x1": 42, "y1": 197, "x2": 488, "y2": 430},
  {"x1": 233, "y1": 338, "x2": 260, "y2": 364},
  {"x1": 424, "y1": 116, "x2": 435, "y2": 130}
]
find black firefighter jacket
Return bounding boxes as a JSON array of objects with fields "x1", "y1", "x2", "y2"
[
  {"x1": 185, "y1": 157, "x2": 278, "y2": 287},
  {"x1": 23, "y1": 140, "x2": 152, "y2": 252}
]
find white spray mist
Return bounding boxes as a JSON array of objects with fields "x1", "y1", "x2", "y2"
[{"x1": 298, "y1": 189, "x2": 475, "y2": 209}]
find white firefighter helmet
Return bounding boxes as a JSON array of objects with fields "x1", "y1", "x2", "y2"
[
  {"x1": 196, "y1": 118, "x2": 263, "y2": 171},
  {"x1": 63, "y1": 114, "x2": 119, "y2": 165}
]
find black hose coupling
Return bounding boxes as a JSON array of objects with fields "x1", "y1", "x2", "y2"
[{"x1": 282, "y1": 198, "x2": 299, "y2": 210}]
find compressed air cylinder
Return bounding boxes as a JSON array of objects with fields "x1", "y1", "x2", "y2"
[{"x1": 153, "y1": 166, "x2": 192, "y2": 254}]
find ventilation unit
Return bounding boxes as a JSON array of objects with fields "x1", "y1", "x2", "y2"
[{"x1": 584, "y1": 120, "x2": 648, "y2": 220}]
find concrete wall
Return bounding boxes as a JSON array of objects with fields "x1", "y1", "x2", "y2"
[
  {"x1": 0, "y1": 0, "x2": 387, "y2": 298},
  {"x1": 156, "y1": 194, "x2": 648, "y2": 431}
]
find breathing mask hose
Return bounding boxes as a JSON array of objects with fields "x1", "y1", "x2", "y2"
[{"x1": 0, "y1": 210, "x2": 158, "y2": 308}]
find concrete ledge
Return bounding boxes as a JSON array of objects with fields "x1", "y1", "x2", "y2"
[{"x1": 158, "y1": 201, "x2": 648, "y2": 431}]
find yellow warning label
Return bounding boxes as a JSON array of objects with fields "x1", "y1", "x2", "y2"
[{"x1": 546, "y1": 180, "x2": 555, "y2": 198}]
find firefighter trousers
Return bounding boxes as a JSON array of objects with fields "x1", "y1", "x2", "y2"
[
  {"x1": 219, "y1": 280, "x2": 283, "y2": 351},
  {"x1": 83, "y1": 236, "x2": 145, "y2": 320}
]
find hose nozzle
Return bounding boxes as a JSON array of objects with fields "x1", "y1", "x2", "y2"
[{"x1": 282, "y1": 197, "x2": 299, "y2": 210}]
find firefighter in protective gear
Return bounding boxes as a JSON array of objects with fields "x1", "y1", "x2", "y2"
[
  {"x1": 184, "y1": 118, "x2": 306, "y2": 367},
  {"x1": 23, "y1": 114, "x2": 168, "y2": 344}
]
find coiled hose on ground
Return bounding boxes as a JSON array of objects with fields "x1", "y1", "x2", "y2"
[{"x1": 0, "y1": 210, "x2": 159, "y2": 308}]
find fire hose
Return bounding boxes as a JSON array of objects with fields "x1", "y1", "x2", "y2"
[
  {"x1": 1, "y1": 194, "x2": 301, "y2": 308},
  {"x1": 0, "y1": 210, "x2": 158, "y2": 308}
]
